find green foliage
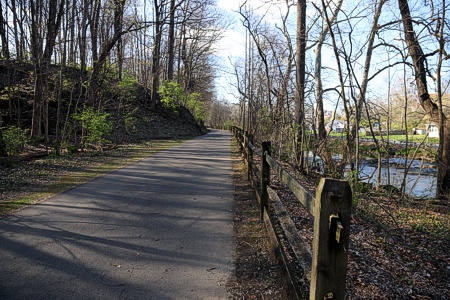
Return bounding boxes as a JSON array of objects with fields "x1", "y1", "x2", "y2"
[
  {"x1": 65, "y1": 144, "x2": 79, "y2": 154},
  {"x1": 186, "y1": 92, "x2": 205, "y2": 122},
  {"x1": 124, "y1": 108, "x2": 139, "y2": 134},
  {"x1": 2, "y1": 126, "x2": 29, "y2": 156},
  {"x1": 396, "y1": 209, "x2": 450, "y2": 239},
  {"x1": 224, "y1": 120, "x2": 235, "y2": 128},
  {"x1": 158, "y1": 81, "x2": 206, "y2": 122},
  {"x1": 158, "y1": 81, "x2": 185, "y2": 111},
  {"x1": 396, "y1": 146, "x2": 422, "y2": 156},
  {"x1": 118, "y1": 74, "x2": 139, "y2": 102},
  {"x1": 73, "y1": 107, "x2": 112, "y2": 148}
]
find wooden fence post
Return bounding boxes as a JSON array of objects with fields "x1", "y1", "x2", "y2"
[
  {"x1": 244, "y1": 131, "x2": 248, "y2": 158},
  {"x1": 247, "y1": 133, "x2": 253, "y2": 181},
  {"x1": 310, "y1": 178, "x2": 352, "y2": 300},
  {"x1": 238, "y1": 129, "x2": 243, "y2": 153},
  {"x1": 260, "y1": 141, "x2": 271, "y2": 219}
]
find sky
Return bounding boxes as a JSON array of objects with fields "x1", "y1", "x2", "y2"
[
  {"x1": 213, "y1": 0, "x2": 347, "y2": 108},
  {"x1": 212, "y1": 0, "x2": 449, "y2": 108},
  {"x1": 214, "y1": 0, "x2": 295, "y2": 104},
  {"x1": 214, "y1": 0, "x2": 251, "y2": 104}
]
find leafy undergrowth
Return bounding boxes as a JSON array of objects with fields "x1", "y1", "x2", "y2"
[
  {"x1": 0, "y1": 140, "x2": 181, "y2": 216},
  {"x1": 251, "y1": 154, "x2": 449, "y2": 299}
]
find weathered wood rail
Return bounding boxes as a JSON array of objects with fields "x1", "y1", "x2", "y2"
[{"x1": 230, "y1": 126, "x2": 352, "y2": 300}]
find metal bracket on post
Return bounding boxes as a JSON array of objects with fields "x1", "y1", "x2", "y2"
[{"x1": 329, "y1": 214, "x2": 344, "y2": 244}]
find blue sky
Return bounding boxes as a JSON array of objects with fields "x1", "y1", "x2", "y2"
[{"x1": 213, "y1": 0, "x2": 449, "y2": 109}]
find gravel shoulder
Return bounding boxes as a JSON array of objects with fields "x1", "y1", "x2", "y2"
[{"x1": 226, "y1": 145, "x2": 290, "y2": 299}]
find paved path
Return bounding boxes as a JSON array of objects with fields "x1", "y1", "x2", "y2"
[{"x1": 0, "y1": 130, "x2": 234, "y2": 300}]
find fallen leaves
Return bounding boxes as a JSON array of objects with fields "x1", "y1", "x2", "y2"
[
  {"x1": 227, "y1": 149, "x2": 289, "y2": 299},
  {"x1": 250, "y1": 153, "x2": 449, "y2": 299}
]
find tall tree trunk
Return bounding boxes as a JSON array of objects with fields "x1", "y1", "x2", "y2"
[
  {"x1": 435, "y1": 0, "x2": 446, "y2": 198},
  {"x1": 90, "y1": 0, "x2": 101, "y2": 64},
  {"x1": 321, "y1": 0, "x2": 350, "y2": 177},
  {"x1": 10, "y1": 0, "x2": 21, "y2": 59},
  {"x1": 115, "y1": 0, "x2": 124, "y2": 81},
  {"x1": 397, "y1": 0, "x2": 450, "y2": 198},
  {"x1": 30, "y1": 0, "x2": 42, "y2": 137},
  {"x1": 356, "y1": 0, "x2": 386, "y2": 121},
  {"x1": 89, "y1": 0, "x2": 127, "y2": 105},
  {"x1": 55, "y1": 28, "x2": 67, "y2": 155},
  {"x1": 30, "y1": 0, "x2": 65, "y2": 137},
  {"x1": 0, "y1": 0, "x2": 10, "y2": 58},
  {"x1": 354, "y1": 0, "x2": 386, "y2": 184},
  {"x1": 167, "y1": 0, "x2": 176, "y2": 81},
  {"x1": 69, "y1": 0, "x2": 76, "y2": 64},
  {"x1": 151, "y1": 0, "x2": 163, "y2": 109},
  {"x1": 295, "y1": 0, "x2": 306, "y2": 169},
  {"x1": 314, "y1": 0, "x2": 343, "y2": 140},
  {"x1": 80, "y1": 0, "x2": 89, "y2": 77}
]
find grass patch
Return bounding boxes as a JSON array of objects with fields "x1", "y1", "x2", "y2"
[
  {"x1": 353, "y1": 192, "x2": 450, "y2": 240},
  {"x1": 395, "y1": 208, "x2": 450, "y2": 239},
  {"x1": 0, "y1": 140, "x2": 182, "y2": 216}
]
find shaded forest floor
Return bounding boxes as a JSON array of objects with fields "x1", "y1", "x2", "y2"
[
  {"x1": 265, "y1": 158, "x2": 450, "y2": 299},
  {"x1": 226, "y1": 147, "x2": 290, "y2": 299}
]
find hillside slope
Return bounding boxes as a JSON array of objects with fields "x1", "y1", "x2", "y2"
[{"x1": 0, "y1": 59, "x2": 207, "y2": 155}]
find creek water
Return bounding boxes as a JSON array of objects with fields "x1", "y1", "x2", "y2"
[
  {"x1": 308, "y1": 153, "x2": 437, "y2": 198},
  {"x1": 357, "y1": 157, "x2": 437, "y2": 198}
]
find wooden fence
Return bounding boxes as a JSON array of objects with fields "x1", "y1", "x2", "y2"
[{"x1": 230, "y1": 126, "x2": 352, "y2": 300}]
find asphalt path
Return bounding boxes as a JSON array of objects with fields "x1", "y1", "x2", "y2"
[{"x1": 0, "y1": 130, "x2": 234, "y2": 299}]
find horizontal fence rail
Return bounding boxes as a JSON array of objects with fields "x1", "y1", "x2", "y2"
[{"x1": 230, "y1": 126, "x2": 352, "y2": 300}]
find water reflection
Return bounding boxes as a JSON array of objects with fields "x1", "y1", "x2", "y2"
[
  {"x1": 357, "y1": 157, "x2": 437, "y2": 198},
  {"x1": 307, "y1": 152, "x2": 437, "y2": 198}
]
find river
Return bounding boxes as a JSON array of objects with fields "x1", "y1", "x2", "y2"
[{"x1": 357, "y1": 157, "x2": 437, "y2": 198}]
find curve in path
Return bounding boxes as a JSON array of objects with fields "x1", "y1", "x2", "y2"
[{"x1": 0, "y1": 129, "x2": 234, "y2": 300}]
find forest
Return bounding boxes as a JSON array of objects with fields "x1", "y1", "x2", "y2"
[{"x1": 0, "y1": 0, "x2": 224, "y2": 157}]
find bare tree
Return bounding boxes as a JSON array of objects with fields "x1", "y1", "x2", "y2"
[
  {"x1": 295, "y1": 0, "x2": 307, "y2": 169},
  {"x1": 151, "y1": 0, "x2": 166, "y2": 109},
  {"x1": 30, "y1": 0, "x2": 65, "y2": 138},
  {"x1": 397, "y1": 0, "x2": 450, "y2": 198},
  {"x1": 0, "y1": 0, "x2": 10, "y2": 58}
]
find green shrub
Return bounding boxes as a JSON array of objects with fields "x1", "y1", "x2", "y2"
[
  {"x1": 73, "y1": 107, "x2": 112, "y2": 149},
  {"x1": 2, "y1": 126, "x2": 29, "y2": 156},
  {"x1": 158, "y1": 81, "x2": 185, "y2": 111},
  {"x1": 397, "y1": 147, "x2": 422, "y2": 156},
  {"x1": 118, "y1": 74, "x2": 139, "y2": 102},
  {"x1": 186, "y1": 92, "x2": 205, "y2": 122},
  {"x1": 124, "y1": 108, "x2": 139, "y2": 134}
]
